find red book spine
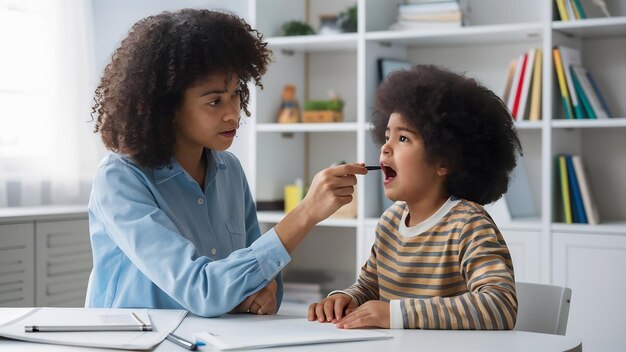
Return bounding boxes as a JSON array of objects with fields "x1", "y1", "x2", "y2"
[{"x1": 511, "y1": 53, "x2": 528, "y2": 119}]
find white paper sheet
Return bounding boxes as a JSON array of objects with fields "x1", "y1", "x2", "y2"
[
  {"x1": 195, "y1": 315, "x2": 391, "y2": 351},
  {"x1": 0, "y1": 308, "x2": 186, "y2": 350}
]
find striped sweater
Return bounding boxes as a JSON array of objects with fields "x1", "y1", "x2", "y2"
[{"x1": 342, "y1": 199, "x2": 517, "y2": 329}]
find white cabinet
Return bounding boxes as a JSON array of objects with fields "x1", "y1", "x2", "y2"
[
  {"x1": 35, "y1": 219, "x2": 92, "y2": 307},
  {"x1": 553, "y1": 231, "x2": 626, "y2": 351},
  {"x1": 0, "y1": 223, "x2": 35, "y2": 306},
  {"x1": 500, "y1": 228, "x2": 542, "y2": 284},
  {"x1": 0, "y1": 208, "x2": 90, "y2": 307}
]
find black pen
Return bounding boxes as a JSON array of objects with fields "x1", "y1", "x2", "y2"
[
  {"x1": 166, "y1": 333, "x2": 200, "y2": 351},
  {"x1": 365, "y1": 165, "x2": 381, "y2": 171}
]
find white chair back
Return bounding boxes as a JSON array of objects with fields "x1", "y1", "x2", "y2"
[{"x1": 514, "y1": 282, "x2": 572, "y2": 335}]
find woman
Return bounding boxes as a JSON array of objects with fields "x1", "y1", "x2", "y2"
[{"x1": 86, "y1": 8, "x2": 366, "y2": 317}]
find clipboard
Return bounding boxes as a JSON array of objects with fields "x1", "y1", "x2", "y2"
[{"x1": 0, "y1": 308, "x2": 187, "y2": 350}]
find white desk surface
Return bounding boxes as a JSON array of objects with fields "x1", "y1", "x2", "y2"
[{"x1": 0, "y1": 306, "x2": 582, "y2": 352}]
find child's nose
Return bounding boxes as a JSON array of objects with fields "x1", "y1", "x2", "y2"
[{"x1": 381, "y1": 143, "x2": 392, "y2": 155}]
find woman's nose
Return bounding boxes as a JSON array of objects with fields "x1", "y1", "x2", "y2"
[{"x1": 224, "y1": 100, "x2": 240, "y2": 122}]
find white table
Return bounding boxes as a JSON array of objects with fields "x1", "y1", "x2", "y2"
[{"x1": 0, "y1": 307, "x2": 582, "y2": 352}]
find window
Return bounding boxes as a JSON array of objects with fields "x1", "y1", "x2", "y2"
[{"x1": 0, "y1": 0, "x2": 102, "y2": 207}]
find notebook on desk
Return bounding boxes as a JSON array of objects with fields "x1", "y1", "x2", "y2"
[
  {"x1": 194, "y1": 315, "x2": 391, "y2": 351},
  {"x1": 0, "y1": 308, "x2": 187, "y2": 350}
]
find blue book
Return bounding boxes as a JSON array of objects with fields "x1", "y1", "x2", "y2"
[
  {"x1": 566, "y1": 155, "x2": 588, "y2": 224},
  {"x1": 586, "y1": 71, "x2": 612, "y2": 117}
]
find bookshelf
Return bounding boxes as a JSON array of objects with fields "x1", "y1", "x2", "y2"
[{"x1": 235, "y1": 0, "x2": 626, "y2": 349}]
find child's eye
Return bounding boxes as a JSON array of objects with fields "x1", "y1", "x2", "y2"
[
  {"x1": 208, "y1": 99, "x2": 219, "y2": 106},
  {"x1": 384, "y1": 135, "x2": 390, "y2": 142},
  {"x1": 399, "y1": 135, "x2": 408, "y2": 142}
]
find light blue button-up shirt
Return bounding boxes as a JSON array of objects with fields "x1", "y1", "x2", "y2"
[{"x1": 85, "y1": 150, "x2": 290, "y2": 317}]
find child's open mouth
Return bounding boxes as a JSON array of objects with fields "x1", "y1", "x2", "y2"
[{"x1": 382, "y1": 164, "x2": 397, "y2": 184}]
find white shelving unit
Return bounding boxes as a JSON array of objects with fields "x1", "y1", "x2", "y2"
[{"x1": 241, "y1": 1, "x2": 626, "y2": 349}]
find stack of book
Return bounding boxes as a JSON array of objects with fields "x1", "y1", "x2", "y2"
[
  {"x1": 389, "y1": 0, "x2": 462, "y2": 31},
  {"x1": 503, "y1": 48, "x2": 543, "y2": 121},
  {"x1": 553, "y1": 46, "x2": 612, "y2": 119},
  {"x1": 555, "y1": 154, "x2": 599, "y2": 224},
  {"x1": 282, "y1": 269, "x2": 333, "y2": 304},
  {"x1": 554, "y1": 0, "x2": 587, "y2": 21},
  {"x1": 282, "y1": 281, "x2": 323, "y2": 304}
]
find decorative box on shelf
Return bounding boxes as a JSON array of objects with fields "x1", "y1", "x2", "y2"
[
  {"x1": 302, "y1": 110, "x2": 344, "y2": 123},
  {"x1": 303, "y1": 96, "x2": 344, "y2": 123}
]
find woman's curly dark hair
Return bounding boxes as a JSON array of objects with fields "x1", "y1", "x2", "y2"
[
  {"x1": 371, "y1": 65, "x2": 522, "y2": 205},
  {"x1": 92, "y1": 9, "x2": 272, "y2": 168}
]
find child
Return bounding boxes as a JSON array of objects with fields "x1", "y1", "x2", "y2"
[
  {"x1": 87, "y1": 9, "x2": 366, "y2": 317},
  {"x1": 308, "y1": 65, "x2": 521, "y2": 329}
]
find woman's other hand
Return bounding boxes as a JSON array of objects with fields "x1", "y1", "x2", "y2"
[{"x1": 230, "y1": 279, "x2": 278, "y2": 315}]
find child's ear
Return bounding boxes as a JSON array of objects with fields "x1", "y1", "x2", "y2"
[{"x1": 436, "y1": 162, "x2": 449, "y2": 176}]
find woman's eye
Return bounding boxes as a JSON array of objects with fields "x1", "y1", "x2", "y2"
[
  {"x1": 384, "y1": 136, "x2": 390, "y2": 142},
  {"x1": 399, "y1": 136, "x2": 408, "y2": 142},
  {"x1": 208, "y1": 99, "x2": 219, "y2": 106}
]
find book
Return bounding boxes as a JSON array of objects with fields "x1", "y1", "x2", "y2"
[
  {"x1": 389, "y1": 21, "x2": 461, "y2": 31},
  {"x1": 556, "y1": 0, "x2": 569, "y2": 21},
  {"x1": 554, "y1": 156, "x2": 564, "y2": 222},
  {"x1": 591, "y1": 0, "x2": 611, "y2": 17},
  {"x1": 506, "y1": 54, "x2": 524, "y2": 112},
  {"x1": 571, "y1": 155, "x2": 599, "y2": 224},
  {"x1": 571, "y1": 65, "x2": 610, "y2": 119},
  {"x1": 404, "y1": 0, "x2": 459, "y2": 3},
  {"x1": 398, "y1": 12, "x2": 462, "y2": 22},
  {"x1": 558, "y1": 46, "x2": 585, "y2": 119},
  {"x1": 503, "y1": 58, "x2": 518, "y2": 104},
  {"x1": 194, "y1": 316, "x2": 391, "y2": 351},
  {"x1": 565, "y1": 155, "x2": 587, "y2": 223},
  {"x1": 511, "y1": 52, "x2": 529, "y2": 119},
  {"x1": 517, "y1": 48, "x2": 536, "y2": 120},
  {"x1": 564, "y1": 0, "x2": 576, "y2": 20},
  {"x1": 571, "y1": 0, "x2": 587, "y2": 18},
  {"x1": 558, "y1": 155, "x2": 573, "y2": 224},
  {"x1": 398, "y1": 2, "x2": 460, "y2": 14},
  {"x1": 570, "y1": 66, "x2": 596, "y2": 119},
  {"x1": 283, "y1": 281, "x2": 323, "y2": 304},
  {"x1": 586, "y1": 70, "x2": 612, "y2": 117},
  {"x1": 552, "y1": 48, "x2": 574, "y2": 119},
  {"x1": 528, "y1": 48, "x2": 543, "y2": 121}
]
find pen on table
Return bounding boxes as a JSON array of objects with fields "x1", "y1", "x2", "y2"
[
  {"x1": 24, "y1": 325, "x2": 151, "y2": 332},
  {"x1": 365, "y1": 165, "x2": 381, "y2": 171},
  {"x1": 25, "y1": 312, "x2": 152, "y2": 332},
  {"x1": 166, "y1": 333, "x2": 204, "y2": 351}
]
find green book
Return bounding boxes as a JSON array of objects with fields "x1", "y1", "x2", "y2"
[
  {"x1": 570, "y1": 67, "x2": 596, "y2": 119},
  {"x1": 558, "y1": 156, "x2": 573, "y2": 224},
  {"x1": 572, "y1": 0, "x2": 587, "y2": 19}
]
